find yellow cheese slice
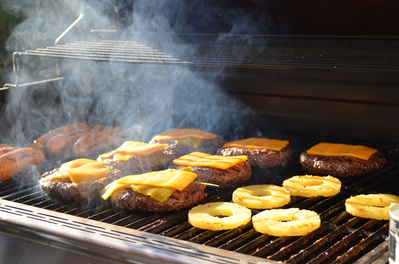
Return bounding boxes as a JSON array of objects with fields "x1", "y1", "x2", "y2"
[
  {"x1": 223, "y1": 138, "x2": 289, "y2": 151},
  {"x1": 100, "y1": 167, "x2": 196, "y2": 201},
  {"x1": 173, "y1": 152, "x2": 247, "y2": 170},
  {"x1": 117, "y1": 168, "x2": 197, "y2": 191},
  {"x1": 43, "y1": 159, "x2": 111, "y2": 184},
  {"x1": 152, "y1": 128, "x2": 217, "y2": 141},
  {"x1": 59, "y1": 158, "x2": 100, "y2": 170},
  {"x1": 307, "y1": 143, "x2": 378, "y2": 160},
  {"x1": 98, "y1": 141, "x2": 168, "y2": 160}
]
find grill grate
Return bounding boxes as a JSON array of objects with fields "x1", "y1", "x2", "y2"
[
  {"x1": 0, "y1": 148, "x2": 397, "y2": 263},
  {"x1": 14, "y1": 40, "x2": 399, "y2": 73}
]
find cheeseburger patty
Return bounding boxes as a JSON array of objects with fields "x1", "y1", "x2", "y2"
[
  {"x1": 149, "y1": 136, "x2": 226, "y2": 163},
  {"x1": 300, "y1": 151, "x2": 386, "y2": 177},
  {"x1": 110, "y1": 183, "x2": 207, "y2": 212},
  {"x1": 172, "y1": 161, "x2": 252, "y2": 188},
  {"x1": 217, "y1": 145, "x2": 292, "y2": 169},
  {"x1": 39, "y1": 167, "x2": 123, "y2": 201}
]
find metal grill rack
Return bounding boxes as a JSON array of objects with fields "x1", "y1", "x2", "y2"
[{"x1": 13, "y1": 40, "x2": 399, "y2": 73}]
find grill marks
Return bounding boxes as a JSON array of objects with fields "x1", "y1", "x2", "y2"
[{"x1": 0, "y1": 158, "x2": 397, "y2": 263}]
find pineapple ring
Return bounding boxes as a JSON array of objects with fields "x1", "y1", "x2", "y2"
[
  {"x1": 345, "y1": 194, "x2": 399, "y2": 220},
  {"x1": 282, "y1": 175, "x2": 341, "y2": 197},
  {"x1": 188, "y1": 202, "x2": 252, "y2": 231},
  {"x1": 252, "y1": 208, "x2": 321, "y2": 236},
  {"x1": 233, "y1": 185, "x2": 291, "y2": 209}
]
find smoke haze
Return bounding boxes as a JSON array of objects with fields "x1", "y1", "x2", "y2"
[{"x1": 0, "y1": 0, "x2": 268, "y2": 146}]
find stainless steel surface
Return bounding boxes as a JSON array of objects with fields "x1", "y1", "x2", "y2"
[
  {"x1": 0, "y1": 231, "x2": 123, "y2": 264},
  {"x1": 0, "y1": 199, "x2": 272, "y2": 264}
]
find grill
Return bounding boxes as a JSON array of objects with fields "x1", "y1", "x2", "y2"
[
  {"x1": 0, "y1": 143, "x2": 399, "y2": 263},
  {"x1": 0, "y1": 144, "x2": 397, "y2": 263},
  {"x1": 2, "y1": 8, "x2": 399, "y2": 263}
]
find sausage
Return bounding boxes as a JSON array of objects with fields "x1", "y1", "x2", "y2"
[
  {"x1": 72, "y1": 127, "x2": 129, "y2": 156},
  {"x1": 0, "y1": 147, "x2": 15, "y2": 156},
  {"x1": 32, "y1": 123, "x2": 89, "y2": 151},
  {"x1": 45, "y1": 125, "x2": 103, "y2": 155},
  {"x1": 0, "y1": 148, "x2": 46, "y2": 181}
]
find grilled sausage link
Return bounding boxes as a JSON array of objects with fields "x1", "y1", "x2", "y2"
[
  {"x1": 72, "y1": 127, "x2": 129, "y2": 156},
  {"x1": 0, "y1": 147, "x2": 45, "y2": 181},
  {"x1": 32, "y1": 123, "x2": 89, "y2": 151},
  {"x1": 0, "y1": 147, "x2": 15, "y2": 156},
  {"x1": 45, "y1": 125, "x2": 104, "y2": 156}
]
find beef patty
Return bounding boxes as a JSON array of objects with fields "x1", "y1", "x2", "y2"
[
  {"x1": 39, "y1": 167, "x2": 123, "y2": 202},
  {"x1": 217, "y1": 145, "x2": 292, "y2": 169},
  {"x1": 171, "y1": 161, "x2": 252, "y2": 188},
  {"x1": 149, "y1": 136, "x2": 226, "y2": 164},
  {"x1": 110, "y1": 183, "x2": 207, "y2": 212},
  {"x1": 300, "y1": 151, "x2": 386, "y2": 177}
]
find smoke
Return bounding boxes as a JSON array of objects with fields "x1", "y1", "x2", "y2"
[{"x1": 0, "y1": 0, "x2": 270, "y2": 147}]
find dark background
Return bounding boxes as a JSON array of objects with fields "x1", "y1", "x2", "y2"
[{"x1": 1, "y1": 0, "x2": 399, "y2": 87}]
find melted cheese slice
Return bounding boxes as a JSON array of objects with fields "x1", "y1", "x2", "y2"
[
  {"x1": 100, "y1": 167, "x2": 197, "y2": 201},
  {"x1": 307, "y1": 143, "x2": 378, "y2": 160},
  {"x1": 152, "y1": 128, "x2": 217, "y2": 141},
  {"x1": 173, "y1": 152, "x2": 247, "y2": 170},
  {"x1": 223, "y1": 138, "x2": 289, "y2": 151},
  {"x1": 98, "y1": 141, "x2": 168, "y2": 160},
  {"x1": 43, "y1": 159, "x2": 110, "y2": 184}
]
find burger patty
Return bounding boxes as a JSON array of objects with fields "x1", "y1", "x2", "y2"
[
  {"x1": 97, "y1": 156, "x2": 166, "y2": 175},
  {"x1": 172, "y1": 161, "x2": 252, "y2": 188},
  {"x1": 39, "y1": 168, "x2": 123, "y2": 201},
  {"x1": 217, "y1": 145, "x2": 293, "y2": 169},
  {"x1": 300, "y1": 151, "x2": 386, "y2": 177},
  {"x1": 110, "y1": 183, "x2": 207, "y2": 212},
  {"x1": 149, "y1": 136, "x2": 226, "y2": 164}
]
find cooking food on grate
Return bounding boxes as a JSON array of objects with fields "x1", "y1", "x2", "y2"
[
  {"x1": 46, "y1": 125, "x2": 103, "y2": 155},
  {"x1": 101, "y1": 167, "x2": 207, "y2": 212},
  {"x1": 39, "y1": 158, "x2": 123, "y2": 201},
  {"x1": 217, "y1": 138, "x2": 292, "y2": 169},
  {"x1": 0, "y1": 144, "x2": 14, "y2": 155},
  {"x1": 188, "y1": 202, "x2": 252, "y2": 230},
  {"x1": 32, "y1": 123, "x2": 90, "y2": 151},
  {"x1": 345, "y1": 194, "x2": 399, "y2": 220},
  {"x1": 300, "y1": 143, "x2": 386, "y2": 177},
  {"x1": 233, "y1": 185, "x2": 291, "y2": 209},
  {"x1": 282, "y1": 175, "x2": 341, "y2": 197},
  {"x1": 252, "y1": 208, "x2": 321, "y2": 236},
  {"x1": 171, "y1": 152, "x2": 252, "y2": 188},
  {"x1": 72, "y1": 126, "x2": 129, "y2": 157},
  {"x1": 0, "y1": 147, "x2": 46, "y2": 182},
  {"x1": 149, "y1": 128, "x2": 226, "y2": 164},
  {"x1": 97, "y1": 141, "x2": 168, "y2": 175}
]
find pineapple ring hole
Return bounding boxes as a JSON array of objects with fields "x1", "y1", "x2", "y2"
[
  {"x1": 206, "y1": 208, "x2": 234, "y2": 218},
  {"x1": 250, "y1": 189, "x2": 272, "y2": 197},
  {"x1": 300, "y1": 179, "x2": 323, "y2": 187}
]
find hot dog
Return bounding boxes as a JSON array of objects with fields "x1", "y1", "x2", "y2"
[
  {"x1": 0, "y1": 147, "x2": 45, "y2": 181},
  {"x1": 72, "y1": 127, "x2": 129, "y2": 156},
  {"x1": 32, "y1": 123, "x2": 89, "y2": 151},
  {"x1": 45, "y1": 125, "x2": 103, "y2": 155}
]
